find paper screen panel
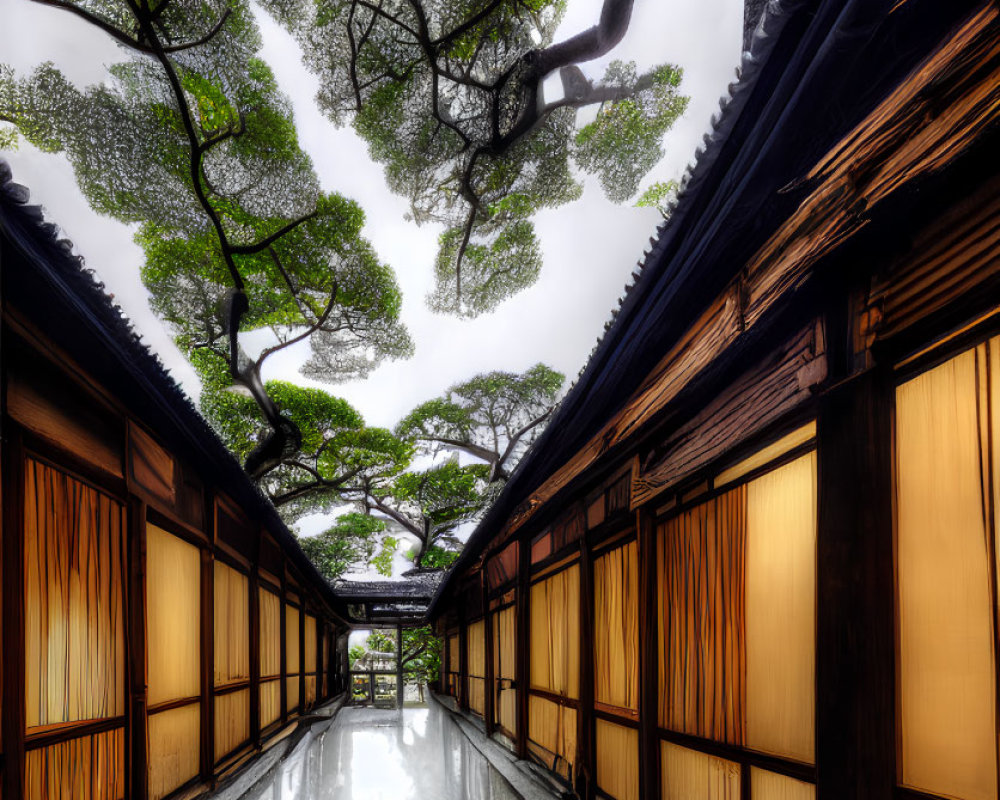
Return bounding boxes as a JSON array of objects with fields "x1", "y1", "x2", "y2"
[
  {"x1": 214, "y1": 689, "x2": 249, "y2": 761},
  {"x1": 469, "y1": 677, "x2": 486, "y2": 715},
  {"x1": 259, "y1": 589, "x2": 281, "y2": 679},
  {"x1": 260, "y1": 680, "x2": 281, "y2": 728},
  {"x1": 594, "y1": 541, "x2": 638, "y2": 712},
  {"x1": 468, "y1": 620, "x2": 486, "y2": 678},
  {"x1": 595, "y1": 719, "x2": 638, "y2": 800},
  {"x1": 897, "y1": 345, "x2": 998, "y2": 800},
  {"x1": 530, "y1": 564, "x2": 580, "y2": 698},
  {"x1": 746, "y1": 453, "x2": 816, "y2": 763},
  {"x1": 214, "y1": 561, "x2": 249, "y2": 686},
  {"x1": 24, "y1": 727, "x2": 125, "y2": 800},
  {"x1": 657, "y1": 488, "x2": 746, "y2": 743},
  {"x1": 448, "y1": 634, "x2": 460, "y2": 672},
  {"x1": 305, "y1": 614, "x2": 317, "y2": 675},
  {"x1": 146, "y1": 524, "x2": 201, "y2": 706},
  {"x1": 527, "y1": 695, "x2": 576, "y2": 776},
  {"x1": 24, "y1": 460, "x2": 125, "y2": 728},
  {"x1": 751, "y1": 768, "x2": 815, "y2": 800},
  {"x1": 148, "y1": 704, "x2": 200, "y2": 800},
  {"x1": 305, "y1": 676, "x2": 317, "y2": 707},
  {"x1": 285, "y1": 604, "x2": 300, "y2": 675},
  {"x1": 493, "y1": 606, "x2": 517, "y2": 734},
  {"x1": 660, "y1": 742, "x2": 740, "y2": 800},
  {"x1": 286, "y1": 677, "x2": 300, "y2": 713}
]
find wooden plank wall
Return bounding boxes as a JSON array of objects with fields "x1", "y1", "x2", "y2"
[{"x1": 0, "y1": 321, "x2": 348, "y2": 800}]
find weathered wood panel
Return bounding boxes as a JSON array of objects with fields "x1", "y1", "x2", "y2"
[
  {"x1": 630, "y1": 321, "x2": 826, "y2": 508},
  {"x1": 745, "y1": 3, "x2": 1000, "y2": 329}
]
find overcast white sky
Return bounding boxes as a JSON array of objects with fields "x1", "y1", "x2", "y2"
[{"x1": 1, "y1": 0, "x2": 743, "y2": 565}]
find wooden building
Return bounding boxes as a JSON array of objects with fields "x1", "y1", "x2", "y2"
[
  {"x1": 429, "y1": 1, "x2": 1000, "y2": 799},
  {"x1": 0, "y1": 162, "x2": 350, "y2": 800}
]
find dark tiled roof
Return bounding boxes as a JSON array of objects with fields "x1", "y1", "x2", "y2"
[{"x1": 334, "y1": 569, "x2": 445, "y2": 600}]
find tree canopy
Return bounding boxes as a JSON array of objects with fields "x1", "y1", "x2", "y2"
[
  {"x1": 258, "y1": 0, "x2": 688, "y2": 316},
  {"x1": 396, "y1": 362, "x2": 563, "y2": 481},
  {"x1": 0, "y1": 0, "x2": 412, "y2": 477}
]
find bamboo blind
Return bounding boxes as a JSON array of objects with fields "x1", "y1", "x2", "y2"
[
  {"x1": 146, "y1": 523, "x2": 201, "y2": 800},
  {"x1": 897, "y1": 340, "x2": 1000, "y2": 800},
  {"x1": 24, "y1": 460, "x2": 125, "y2": 730},
  {"x1": 751, "y1": 768, "x2": 816, "y2": 799},
  {"x1": 656, "y1": 451, "x2": 816, "y2": 763},
  {"x1": 529, "y1": 564, "x2": 580, "y2": 698},
  {"x1": 286, "y1": 604, "x2": 300, "y2": 713},
  {"x1": 24, "y1": 727, "x2": 125, "y2": 800},
  {"x1": 493, "y1": 605, "x2": 517, "y2": 734},
  {"x1": 595, "y1": 719, "x2": 639, "y2": 800},
  {"x1": 467, "y1": 619, "x2": 486, "y2": 715},
  {"x1": 214, "y1": 561, "x2": 249, "y2": 686},
  {"x1": 259, "y1": 589, "x2": 281, "y2": 679},
  {"x1": 260, "y1": 681, "x2": 281, "y2": 729},
  {"x1": 660, "y1": 741, "x2": 740, "y2": 799},
  {"x1": 148, "y1": 704, "x2": 200, "y2": 800},
  {"x1": 594, "y1": 540, "x2": 638, "y2": 713},
  {"x1": 214, "y1": 689, "x2": 250, "y2": 761},
  {"x1": 527, "y1": 695, "x2": 576, "y2": 779}
]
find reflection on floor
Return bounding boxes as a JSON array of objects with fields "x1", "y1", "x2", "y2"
[{"x1": 244, "y1": 703, "x2": 522, "y2": 800}]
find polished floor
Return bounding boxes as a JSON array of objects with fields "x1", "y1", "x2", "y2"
[{"x1": 245, "y1": 703, "x2": 521, "y2": 800}]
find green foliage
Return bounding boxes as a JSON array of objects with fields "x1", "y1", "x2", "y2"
[
  {"x1": 409, "y1": 544, "x2": 459, "y2": 569},
  {"x1": 635, "y1": 179, "x2": 679, "y2": 218},
  {"x1": 574, "y1": 62, "x2": 688, "y2": 203},
  {"x1": 396, "y1": 363, "x2": 564, "y2": 480},
  {"x1": 371, "y1": 536, "x2": 399, "y2": 576},
  {"x1": 258, "y1": 0, "x2": 686, "y2": 315},
  {"x1": 297, "y1": 513, "x2": 387, "y2": 580},
  {"x1": 365, "y1": 626, "x2": 442, "y2": 686}
]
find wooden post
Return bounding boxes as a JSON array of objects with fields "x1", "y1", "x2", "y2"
[
  {"x1": 578, "y1": 537, "x2": 596, "y2": 799},
  {"x1": 483, "y1": 573, "x2": 496, "y2": 736},
  {"x1": 298, "y1": 596, "x2": 305, "y2": 716},
  {"x1": 279, "y1": 564, "x2": 287, "y2": 726},
  {"x1": 200, "y1": 541, "x2": 214, "y2": 780},
  {"x1": 127, "y1": 496, "x2": 149, "y2": 800},
  {"x1": 458, "y1": 612, "x2": 469, "y2": 712},
  {"x1": 636, "y1": 508, "x2": 658, "y2": 800},
  {"x1": 249, "y1": 566, "x2": 261, "y2": 749},
  {"x1": 396, "y1": 624, "x2": 404, "y2": 709},
  {"x1": 515, "y1": 538, "x2": 530, "y2": 759},
  {"x1": 3, "y1": 434, "x2": 25, "y2": 800},
  {"x1": 815, "y1": 369, "x2": 895, "y2": 799}
]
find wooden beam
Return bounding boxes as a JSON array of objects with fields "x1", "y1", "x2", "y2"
[
  {"x1": 250, "y1": 536, "x2": 261, "y2": 750},
  {"x1": 200, "y1": 502, "x2": 215, "y2": 782},
  {"x1": 3, "y1": 433, "x2": 25, "y2": 800},
  {"x1": 396, "y1": 625, "x2": 404, "y2": 710},
  {"x1": 127, "y1": 496, "x2": 149, "y2": 800},
  {"x1": 577, "y1": 536, "x2": 595, "y2": 799},
  {"x1": 636, "y1": 508, "x2": 659, "y2": 800},
  {"x1": 815, "y1": 370, "x2": 895, "y2": 799},
  {"x1": 483, "y1": 572, "x2": 496, "y2": 736},
  {"x1": 515, "y1": 539, "x2": 530, "y2": 759}
]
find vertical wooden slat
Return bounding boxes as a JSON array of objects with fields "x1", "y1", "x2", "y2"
[
  {"x1": 578, "y1": 536, "x2": 596, "y2": 799},
  {"x1": 816, "y1": 369, "x2": 895, "y2": 799},
  {"x1": 200, "y1": 545, "x2": 213, "y2": 782},
  {"x1": 636, "y1": 508, "x2": 658, "y2": 800},
  {"x1": 3, "y1": 433, "x2": 25, "y2": 800},
  {"x1": 127, "y1": 496, "x2": 148, "y2": 800},
  {"x1": 516, "y1": 536, "x2": 530, "y2": 759},
  {"x1": 278, "y1": 558, "x2": 287, "y2": 726},
  {"x1": 396, "y1": 624, "x2": 404, "y2": 710},
  {"x1": 484, "y1": 572, "x2": 496, "y2": 736},
  {"x1": 459, "y1": 609, "x2": 469, "y2": 712},
  {"x1": 249, "y1": 562, "x2": 260, "y2": 749},
  {"x1": 298, "y1": 596, "x2": 305, "y2": 716}
]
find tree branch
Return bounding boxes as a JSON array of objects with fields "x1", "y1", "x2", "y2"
[{"x1": 229, "y1": 211, "x2": 317, "y2": 255}]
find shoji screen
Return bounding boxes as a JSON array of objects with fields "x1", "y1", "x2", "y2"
[
  {"x1": 467, "y1": 620, "x2": 486, "y2": 716},
  {"x1": 285, "y1": 603, "x2": 301, "y2": 714},
  {"x1": 304, "y1": 614, "x2": 318, "y2": 709},
  {"x1": 493, "y1": 605, "x2": 517, "y2": 736},
  {"x1": 528, "y1": 564, "x2": 579, "y2": 781},
  {"x1": 594, "y1": 540, "x2": 639, "y2": 800},
  {"x1": 214, "y1": 560, "x2": 250, "y2": 762},
  {"x1": 259, "y1": 587, "x2": 282, "y2": 729},
  {"x1": 23, "y1": 460, "x2": 126, "y2": 800},
  {"x1": 897, "y1": 338, "x2": 1000, "y2": 800},
  {"x1": 657, "y1": 449, "x2": 816, "y2": 796},
  {"x1": 146, "y1": 522, "x2": 202, "y2": 800}
]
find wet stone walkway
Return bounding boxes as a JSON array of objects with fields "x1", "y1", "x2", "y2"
[{"x1": 244, "y1": 702, "x2": 524, "y2": 800}]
